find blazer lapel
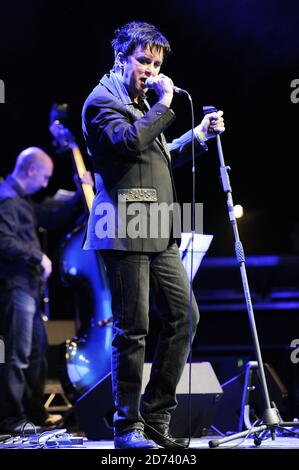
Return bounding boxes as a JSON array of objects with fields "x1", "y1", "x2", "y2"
[{"x1": 143, "y1": 97, "x2": 171, "y2": 163}]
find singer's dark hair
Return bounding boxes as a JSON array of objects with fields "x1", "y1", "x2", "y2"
[{"x1": 111, "y1": 21, "x2": 171, "y2": 71}]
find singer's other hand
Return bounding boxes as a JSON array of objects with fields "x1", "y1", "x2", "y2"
[{"x1": 196, "y1": 110, "x2": 225, "y2": 141}]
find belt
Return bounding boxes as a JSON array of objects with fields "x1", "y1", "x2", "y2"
[{"x1": 117, "y1": 188, "x2": 158, "y2": 202}]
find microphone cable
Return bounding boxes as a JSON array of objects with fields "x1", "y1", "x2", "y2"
[
  {"x1": 187, "y1": 90, "x2": 196, "y2": 449},
  {"x1": 177, "y1": 88, "x2": 196, "y2": 449}
]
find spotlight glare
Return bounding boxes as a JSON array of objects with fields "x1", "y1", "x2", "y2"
[{"x1": 234, "y1": 204, "x2": 244, "y2": 218}]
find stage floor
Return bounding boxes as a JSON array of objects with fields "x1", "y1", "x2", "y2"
[
  {"x1": 1, "y1": 432, "x2": 299, "y2": 467},
  {"x1": 1, "y1": 432, "x2": 299, "y2": 449},
  {"x1": 83, "y1": 434, "x2": 299, "y2": 449}
]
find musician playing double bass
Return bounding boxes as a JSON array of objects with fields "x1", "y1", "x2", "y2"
[{"x1": 0, "y1": 147, "x2": 93, "y2": 434}]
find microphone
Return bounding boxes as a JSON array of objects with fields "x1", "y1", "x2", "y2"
[{"x1": 144, "y1": 77, "x2": 187, "y2": 95}]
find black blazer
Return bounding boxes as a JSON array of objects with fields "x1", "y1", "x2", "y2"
[{"x1": 82, "y1": 73, "x2": 207, "y2": 252}]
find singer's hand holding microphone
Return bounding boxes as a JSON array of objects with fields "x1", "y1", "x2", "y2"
[
  {"x1": 145, "y1": 75, "x2": 187, "y2": 95},
  {"x1": 145, "y1": 74, "x2": 225, "y2": 141}
]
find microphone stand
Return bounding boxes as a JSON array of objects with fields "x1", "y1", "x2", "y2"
[{"x1": 208, "y1": 129, "x2": 299, "y2": 448}]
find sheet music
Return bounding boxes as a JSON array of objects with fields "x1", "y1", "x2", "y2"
[{"x1": 179, "y1": 233, "x2": 213, "y2": 281}]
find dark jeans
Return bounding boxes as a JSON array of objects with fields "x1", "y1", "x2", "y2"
[
  {"x1": 0, "y1": 288, "x2": 48, "y2": 428},
  {"x1": 101, "y1": 242, "x2": 200, "y2": 435}
]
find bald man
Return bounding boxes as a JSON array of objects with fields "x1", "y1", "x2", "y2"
[{"x1": 0, "y1": 147, "x2": 91, "y2": 433}]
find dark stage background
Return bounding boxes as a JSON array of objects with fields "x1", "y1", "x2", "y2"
[
  {"x1": 1, "y1": 0, "x2": 299, "y2": 417},
  {"x1": 1, "y1": 0, "x2": 299, "y2": 254}
]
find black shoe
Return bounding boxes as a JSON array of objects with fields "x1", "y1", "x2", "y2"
[
  {"x1": 145, "y1": 422, "x2": 189, "y2": 448},
  {"x1": 114, "y1": 430, "x2": 159, "y2": 449},
  {"x1": 0, "y1": 419, "x2": 44, "y2": 435}
]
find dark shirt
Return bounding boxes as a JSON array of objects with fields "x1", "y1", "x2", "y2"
[{"x1": 0, "y1": 175, "x2": 83, "y2": 298}]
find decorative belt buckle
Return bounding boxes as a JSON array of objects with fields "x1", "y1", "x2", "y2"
[{"x1": 118, "y1": 188, "x2": 158, "y2": 202}]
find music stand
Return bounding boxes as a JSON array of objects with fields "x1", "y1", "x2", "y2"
[{"x1": 179, "y1": 233, "x2": 213, "y2": 281}]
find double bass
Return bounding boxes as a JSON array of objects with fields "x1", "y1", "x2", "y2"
[{"x1": 49, "y1": 117, "x2": 112, "y2": 401}]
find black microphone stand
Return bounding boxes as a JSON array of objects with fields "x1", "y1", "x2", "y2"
[{"x1": 205, "y1": 109, "x2": 299, "y2": 448}]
